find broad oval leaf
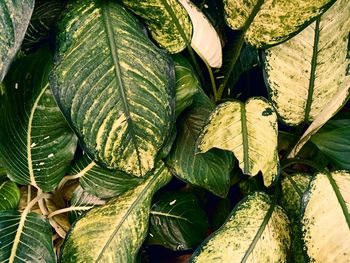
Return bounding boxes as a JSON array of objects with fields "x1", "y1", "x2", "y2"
[
  {"x1": 263, "y1": 0, "x2": 350, "y2": 125},
  {"x1": 121, "y1": 0, "x2": 193, "y2": 53},
  {"x1": 0, "y1": 181, "x2": 20, "y2": 211},
  {"x1": 190, "y1": 192, "x2": 291, "y2": 262},
  {"x1": 173, "y1": 54, "x2": 200, "y2": 117},
  {"x1": 0, "y1": 0, "x2": 34, "y2": 81},
  {"x1": 50, "y1": 0, "x2": 175, "y2": 177},
  {"x1": 197, "y1": 97, "x2": 279, "y2": 187},
  {"x1": 167, "y1": 92, "x2": 234, "y2": 197},
  {"x1": 0, "y1": 47, "x2": 78, "y2": 192},
  {"x1": 147, "y1": 191, "x2": 209, "y2": 251},
  {"x1": 0, "y1": 210, "x2": 55, "y2": 263},
  {"x1": 302, "y1": 171, "x2": 350, "y2": 262},
  {"x1": 60, "y1": 162, "x2": 172, "y2": 263},
  {"x1": 224, "y1": 0, "x2": 335, "y2": 48},
  {"x1": 70, "y1": 155, "x2": 143, "y2": 199}
]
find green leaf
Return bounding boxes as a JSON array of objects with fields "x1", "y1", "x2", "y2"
[
  {"x1": 173, "y1": 54, "x2": 200, "y2": 117},
  {"x1": 0, "y1": 210, "x2": 55, "y2": 263},
  {"x1": 190, "y1": 192, "x2": 291, "y2": 262},
  {"x1": 280, "y1": 173, "x2": 311, "y2": 263},
  {"x1": 70, "y1": 155, "x2": 143, "y2": 199},
  {"x1": 302, "y1": 171, "x2": 350, "y2": 262},
  {"x1": 197, "y1": 97, "x2": 279, "y2": 187},
  {"x1": 263, "y1": 0, "x2": 350, "y2": 126},
  {"x1": 0, "y1": 181, "x2": 20, "y2": 211},
  {"x1": 224, "y1": 0, "x2": 335, "y2": 48},
  {"x1": 121, "y1": 0, "x2": 193, "y2": 53},
  {"x1": 0, "y1": 0, "x2": 35, "y2": 81},
  {"x1": 60, "y1": 162, "x2": 172, "y2": 263},
  {"x1": 146, "y1": 191, "x2": 209, "y2": 251},
  {"x1": 0, "y1": 47, "x2": 78, "y2": 192},
  {"x1": 311, "y1": 120, "x2": 350, "y2": 169},
  {"x1": 50, "y1": 0, "x2": 175, "y2": 177},
  {"x1": 167, "y1": 92, "x2": 234, "y2": 197}
]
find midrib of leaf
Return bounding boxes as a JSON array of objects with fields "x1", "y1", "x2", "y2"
[
  {"x1": 101, "y1": 1, "x2": 142, "y2": 175},
  {"x1": 150, "y1": 211, "x2": 192, "y2": 224},
  {"x1": 304, "y1": 18, "x2": 321, "y2": 122},
  {"x1": 325, "y1": 172, "x2": 350, "y2": 230},
  {"x1": 240, "y1": 103, "x2": 249, "y2": 173},
  {"x1": 27, "y1": 84, "x2": 49, "y2": 188},
  {"x1": 95, "y1": 165, "x2": 166, "y2": 262},
  {"x1": 217, "y1": 0, "x2": 265, "y2": 99},
  {"x1": 241, "y1": 189, "x2": 279, "y2": 262}
]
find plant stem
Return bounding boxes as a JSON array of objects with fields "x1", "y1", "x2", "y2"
[
  {"x1": 57, "y1": 161, "x2": 95, "y2": 190},
  {"x1": 48, "y1": 206, "x2": 94, "y2": 219},
  {"x1": 281, "y1": 171, "x2": 303, "y2": 198}
]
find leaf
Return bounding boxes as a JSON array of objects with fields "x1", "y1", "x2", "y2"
[
  {"x1": 0, "y1": 181, "x2": 20, "y2": 211},
  {"x1": 50, "y1": 0, "x2": 175, "y2": 177},
  {"x1": 0, "y1": 47, "x2": 78, "y2": 192},
  {"x1": 280, "y1": 173, "x2": 311, "y2": 263},
  {"x1": 197, "y1": 97, "x2": 279, "y2": 187},
  {"x1": 0, "y1": 210, "x2": 55, "y2": 263},
  {"x1": 311, "y1": 120, "x2": 350, "y2": 169},
  {"x1": 289, "y1": 85, "x2": 350, "y2": 158},
  {"x1": 69, "y1": 186, "x2": 106, "y2": 223},
  {"x1": 146, "y1": 191, "x2": 209, "y2": 251},
  {"x1": 173, "y1": 54, "x2": 200, "y2": 117},
  {"x1": 60, "y1": 162, "x2": 172, "y2": 263},
  {"x1": 263, "y1": 0, "x2": 350, "y2": 126},
  {"x1": 224, "y1": 0, "x2": 335, "y2": 48},
  {"x1": 121, "y1": 0, "x2": 193, "y2": 53},
  {"x1": 301, "y1": 171, "x2": 350, "y2": 262},
  {"x1": 0, "y1": 0, "x2": 35, "y2": 81},
  {"x1": 190, "y1": 192, "x2": 291, "y2": 262},
  {"x1": 167, "y1": 92, "x2": 234, "y2": 197},
  {"x1": 70, "y1": 155, "x2": 143, "y2": 199}
]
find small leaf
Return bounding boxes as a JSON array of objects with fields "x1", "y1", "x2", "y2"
[
  {"x1": 60, "y1": 162, "x2": 172, "y2": 263},
  {"x1": 50, "y1": 0, "x2": 175, "y2": 176},
  {"x1": 0, "y1": 181, "x2": 20, "y2": 211},
  {"x1": 167, "y1": 92, "x2": 234, "y2": 197},
  {"x1": 190, "y1": 192, "x2": 291, "y2": 262},
  {"x1": 224, "y1": 0, "x2": 335, "y2": 48},
  {"x1": 0, "y1": 210, "x2": 55, "y2": 263},
  {"x1": 70, "y1": 155, "x2": 143, "y2": 199},
  {"x1": 263, "y1": 0, "x2": 350, "y2": 125},
  {"x1": 0, "y1": 0, "x2": 35, "y2": 81},
  {"x1": 0, "y1": 47, "x2": 78, "y2": 191},
  {"x1": 302, "y1": 171, "x2": 350, "y2": 262},
  {"x1": 173, "y1": 54, "x2": 200, "y2": 117},
  {"x1": 197, "y1": 97, "x2": 279, "y2": 187},
  {"x1": 147, "y1": 191, "x2": 209, "y2": 251},
  {"x1": 311, "y1": 120, "x2": 350, "y2": 169}
]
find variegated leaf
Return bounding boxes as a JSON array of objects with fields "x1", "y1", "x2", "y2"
[
  {"x1": 264, "y1": 0, "x2": 350, "y2": 126},
  {"x1": 224, "y1": 0, "x2": 335, "y2": 48},
  {"x1": 197, "y1": 98, "x2": 279, "y2": 187},
  {"x1": 60, "y1": 162, "x2": 172, "y2": 263},
  {"x1": 302, "y1": 171, "x2": 350, "y2": 262},
  {"x1": 0, "y1": 0, "x2": 34, "y2": 81},
  {"x1": 121, "y1": 0, "x2": 193, "y2": 53},
  {"x1": 0, "y1": 47, "x2": 78, "y2": 192},
  {"x1": 190, "y1": 192, "x2": 291, "y2": 262},
  {"x1": 0, "y1": 180, "x2": 20, "y2": 211},
  {"x1": 50, "y1": 0, "x2": 175, "y2": 177}
]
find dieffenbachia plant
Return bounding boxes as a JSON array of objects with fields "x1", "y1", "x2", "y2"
[{"x1": 0, "y1": 0, "x2": 349, "y2": 262}]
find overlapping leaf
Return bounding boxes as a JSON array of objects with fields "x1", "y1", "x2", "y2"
[
  {"x1": 264, "y1": 0, "x2": 350, "y2": 125},
  {"x1": 197, "y1": 97, "x2": 279, "y2": 187},
  {"x1": 50, "y1": 0, "x2": 175, "y2": 177},
  {"x1": 224, "y1": 0, "x2": 335, "y2": 48},
  {"x1": 0, "y1": 47, "x2": 77, "y2": 191},
  {"x1": 60, "y1": 162, "x2": 172, "y2": 262},
  {"x1": 0, "y1": 181, "x2": 20, "y2": 211},
  {"x1": 0, "y1": 0, "x2": 35, "y2": 81},
  {"x1": 302, "y1": 171, "x2": 350, "y2": 262},
  {"x1": 190, "y1": 192, "x2": 291, "y2": 262}
]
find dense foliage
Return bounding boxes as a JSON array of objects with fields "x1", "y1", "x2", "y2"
[{"x1": 0, "y1": 0, "x2": 349, "y2": 262}]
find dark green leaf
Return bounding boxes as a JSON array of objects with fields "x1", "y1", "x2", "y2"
[{"x1": 0, "y1": 181, "x2": 20, "y2": 211}]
